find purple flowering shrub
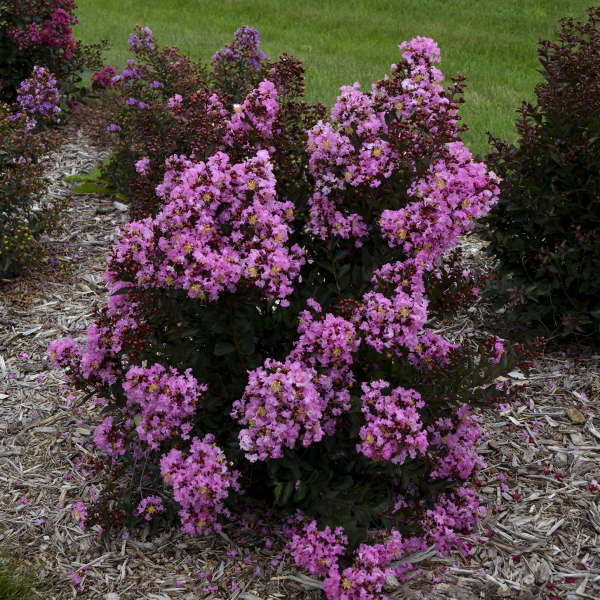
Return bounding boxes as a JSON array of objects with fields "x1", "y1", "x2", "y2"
[
  {"x1": 212, "y1": 25, "x2": 270, "y2": 101},
  {"x1": 99, "y1": 25, "x2": 324, "y2": 220},
  {"x1": 0, "y1": 66, "x2": 63, "y2": 276},
  {"x1": 14, "y1": 65, "x2": 61, "y2": 124},
  {"x1": 50, "y1": 35, "x2": 521, "y2": 598},
  {"x1": 0, "y1": 0, "x2": 105, "y2": 104}
]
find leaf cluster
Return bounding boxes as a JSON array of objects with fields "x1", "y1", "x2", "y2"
[
  {"x1": 483, "y1": 6, "x2": 600, "y2": 341},
  {"x1": 0, "y1": 104, "x2": 64, "y2": 277}
]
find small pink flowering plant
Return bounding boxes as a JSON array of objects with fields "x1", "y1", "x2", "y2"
[
  {"x1": 50, "y1": 33, "x2": 522, "y2": 599},
  {"x1": 0, "y1": 0, "x2": 106, "y2": 104}
]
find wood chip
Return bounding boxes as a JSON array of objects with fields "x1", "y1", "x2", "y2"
[{"x1": 567, "y1": 407, "x2": 587, "y2": 425}]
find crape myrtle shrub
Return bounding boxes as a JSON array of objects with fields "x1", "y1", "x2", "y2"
[
  {"x1": 0, "y1": 66, "x2": 62, "y2": 277},
  {"x1": 50, "y1": 35, "x2": 518, "y2": 599},
  {"x1": 0, "y1": 0, "x2": 105, "y2": 103},
  {"x1": 484, "y1": 6, "x2": 600, "y2": 340},
  {"x1": 99, "y1": 26, "x2": 326, "y2": 221}
]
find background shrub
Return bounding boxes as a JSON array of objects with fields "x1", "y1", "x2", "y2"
[
  {"x1": 0, "y1": 0, "x2": 105, "y2": 104},
  {"x1": 0, "y1": 66, "x2": 64, "y2": 277},
  {"x1": 483, "y1": 6, "x2": 600, "y2": 340},
  {"x1": 98, "y1": 26, "x2": 325, "y2": 220}
]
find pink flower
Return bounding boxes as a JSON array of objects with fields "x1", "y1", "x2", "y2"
[
  {"x1": 72, "y1": 501, "x2": 87, "y2": 528},
  {"x1": 135, "y1": 496, "x2": 165, "y2": 521}
]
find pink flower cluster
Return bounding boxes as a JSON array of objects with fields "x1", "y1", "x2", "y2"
[
  {"x1": 357, "y1": 288, "x2": 428, "y2": 353},
  {"x1": 225, "y1": 80, "x2": 279, "y2": 148},
  {"x1": 123, "y1": 363, "x2": 206, "y2": 449},
  {"x1": 93, "y1": 415, "x2": 127, "y2": 458},
  {"x1": 233, "y1": 300, "x2": 359, "y2": 461},
  {"x1": 379, "y1": 142, "x2": 500, "y2": 268},
  {"x1": 305, "y1": 36, "x2": 499, "y2": 255},
  {"x1": 290, "y1": 485, "x2": 485, "y2": 599},
  {"x1": 324, "y1": 535, "x2": 416, "y2": 600},
  {"x1": 110, "y1": 59, "x2": 142, "y2": 88},
  {"x1": 160, "y1": 434, "x2": 241, "y2": 535},
  {"x1": 233, "y1": 358, "x2": 325, "y2": 461},
  {"x1": 79, "y1": 322, "x2": 122, "y2": 385},
  {"x1": 289, "y1": 520, "x2": 348, "y2": 577},
  {"x1": 378, "y1": 36, "x2": 456, "y2": 134},
  {"x1": 109, "y1": 149, "x2": 304, "y2": 303},
  {"x1": 292, "y1": 521, "x2": 425, "y2": 600},
  {"x1": 134, "y1": 156, "x2": 150, "y2": 175},
  {"x1": 47, "y1": 336, "x2": 82, "y2": 373},
  {"x1": 9, "y1": 2, "x2": 76, "y2": 55},
  {"x1": 422, "y1": 486, "x2": 486, "y2": 554},
  {"x1": 290, "y1": 300, "x2": 360, "y2": 424},
  {"x1": 427, "y1": 406, "x2": 486, "y2": 481},
  {"x1": 356, "y1": 380, "x2": 427, "y2": 465},
  {"x1": 15, "y1": 66, "x2": 61, "y2": 125},
  {"x1": 91, "y1": 65, "x2": 117, "y2": 90}
]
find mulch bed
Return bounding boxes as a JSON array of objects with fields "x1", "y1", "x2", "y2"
[{"x1": 0, "y1": 133, "x2": 599, "y2": 600}]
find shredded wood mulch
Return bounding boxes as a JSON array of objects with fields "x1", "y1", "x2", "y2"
[{"x1": 1, "y1": 134, "x2": 599, "y2": 600}]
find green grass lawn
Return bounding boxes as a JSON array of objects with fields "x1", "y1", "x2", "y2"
[
  {"x1": 0, "y1": 563, "x2": 40, "y2": 600},
  {"x1": 74, "y1": 0, "x2": 590, "y2": 156}
]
